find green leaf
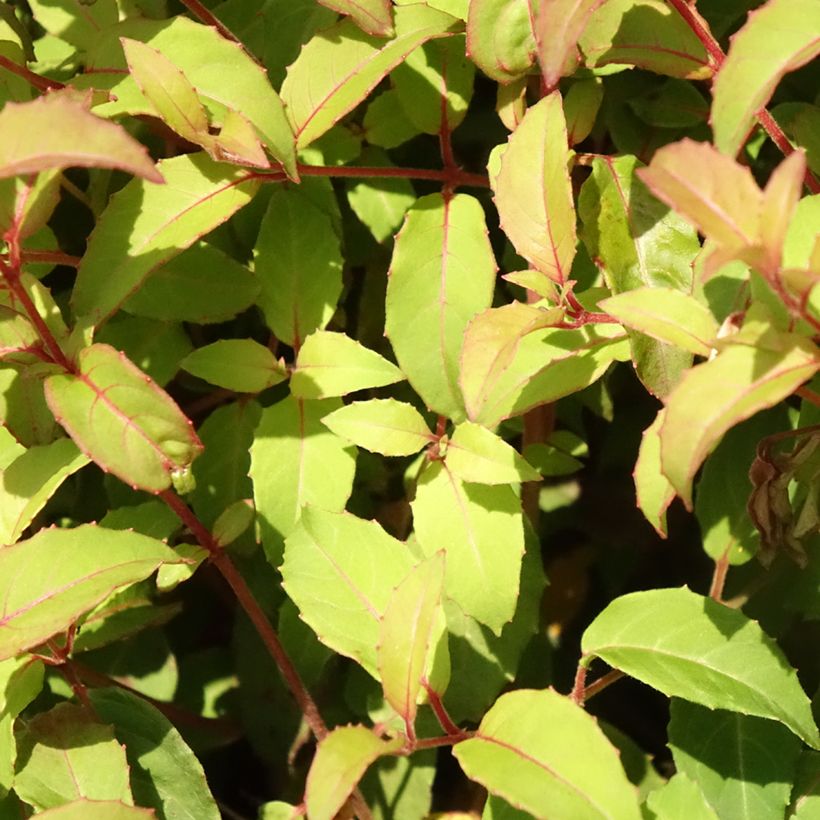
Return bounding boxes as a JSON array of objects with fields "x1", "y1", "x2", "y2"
[
  {"x1": 191, "y1": 400, "x2": 260, "y2": 529},
  {"x1": 281, "y1": 4, "x2": 457, "y2": 148},
  {"x1": 0, "y1": 438, "x2": 89, "y2": 545},
  {"x1": 89, "y1": 687, "x2": 220, "y2": 820},
  {"x1": 282, "y1": 507, "x2": 416, "y2": 676},
  {"x1": 29, "y1": 802, "x2": 155, "y2": 820},
  {"x1": 578, "y1": 154, "x2": 701, "y2": 396},
  {"x1": 122, "y1": 242, "x2": 260, "y2": 324},
  {"x1": 634, "y1": 410, "x2": 675, "y2": 538},
  {"x1": 378, "y1": 552, "x2": 446, "y2": 727},
  {"x1": 181, "y1": 339, "x2": 286, "y2": 393},
  {"x1": 0, "y1": 656, "x2": 43, "y2": 797},
  {"x1": 446, "y1": 421, "x2": 540, "y2": 484},
  {"x1": 535, "y1": 0, "x2": 606, "y2": 88},
  {"x1": 386, "y1": 193, "x2": 496, "y2": 421},
  {"x1": 668, "y1": 699, "x2": 802, "y2": 820},
  {"x1": 72, "y1": 153, "x2": 259, "y2": 324},
  {"x1": 791, "y1": 751, "x2": 820, "y2": 819},
  {"x1": 581, "y1": 587, "x2": 820, "y2": 748},
  {"x1": 644, "y1": 774, "x2": 719, "y2": 820},
  {"x1": 0, "y1": 365, "x2": 59, "y2": 447},
  {"x1": 466, "y1": 0, "x2": 536, "y2": 83},
  {"x1": 412, "y1": 461, "x2": 523, "y2": 634},
  {"x1": 305, "y1": 726, "x2": 403, "y2": 820},
  {"x1": 563, "y1": 77, "x2": 604, "y2": 145},
  {"x1": 453, "y1": 689, "x2": 642, "y2": 820},
  {"x1": 629, "y1": 79, "x2": 708, "y2": 129},
  {"x1": 493, "y1": 92, "x2": 576, "y2": 283},
  {"x1": 250, "y1": 396, "x2": 356, "y2": 562},
  {"x1": 14, "y1": 703, "x2": 132, "y2": 811},
  {"x1": 321, "y1": 398, "x2": 433, "y2": 456},
  {"x1": 45, "y1": 344, "x2": 202, "y2": 494},
  {"x1": 317, "y1": 0, "x2": 394, "y2": 37},
  {"x1": 0, "y1": 95, "x2": 160, "y2": 182},
  {"x1": 392, "y1": 35, "x2": 475, "y2": 135},
  {"x1": 0, "y1": 524, "x2": 179, "y2": 661},
  {"x1": 27, "y1": 0, "x2": 118, "y2": 50},
  {"x1": 212, "y1": 499, "x2": 255, "y2": 547},
  {"x1": 712, "y1": 0, "x2": 820, "y2": 157},
  {"x1": 362, "y1": 89, "x2": 422, "y2": 149},
  {"x1": 121, "y1": 37, "x2": 209, "y2": 145},
  {"x1": 291, "y1": 331, "x2": 405, "y2": 399},
  {"x1": 578, "y1": 0, "x2": 711, "y2": 79},
  {"x1": 659, "y1": 330, "x2": 818, "y2": 508},
  {"x1": 600, "y1": 289, "x2": 718, "y2": 358},
  {"x1": 253, "y1": 186, "x2": 343, "y2": 350}
]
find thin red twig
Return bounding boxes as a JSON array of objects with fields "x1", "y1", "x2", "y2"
[
  {"x1": 413, "y1": 732, "x2": 474, "y2": 751},
  {"x1": 0, "y1": 55, "x2": 65, "y2": 92},
  {"x1": 158, "y1": 489, "x2": 329, "y2": 741},
  {"x1": 285, "y1": 164, "x2": 490, "y2": 189},
  {"x1": 424, "y1": 681, "x2": 461, "y2": 736},
  {"x1": 20, "y1": 250, "x2": 82, "y2": 267},
  {"x1": 796, "y1": 386, "x2": 820, "y2": 408},
  {"x1": 581, "y1": 669, "x2": 625, "y2": 702}
]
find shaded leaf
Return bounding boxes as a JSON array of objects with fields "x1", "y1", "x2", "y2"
[
  {"x1": 378, "y1": 552, "x2": 447, "y2": 727},
  {"x1": 634, "y1": 409, "x2": 675, "y2": 538},
  {"x1": 386, "y1": 193, "x2": 496, "y2": 421},
  {"x1": 254, "y1": 186, "x2": 343, "y2": 350},
  {"x1": 644, "y1": 774, "x2": 719, "y2": 820},
  {"x1": 563, "y1": 77, "x2": 603, "y2": 145},
  {"x1": 0, "y1": 524, "x2": 179, "y2": 661},
  {"x1": 712, "y1": 0, "x2": 820, "y2": 156},
  {"x1": 466, "y1": 0, "x2": 536, "y2": 83},
  {"x1": 578, "y1": 0, "x2": 711, "y2": 79},
  {"x1": 14, "y1": 703, "x2": 132, "y2": 811},
  {"x1": 493, "y1": 92, "x2": 576, "y2": 283},
  {"x1": 412, "y1": 461, "x2": 524, "y2": 634},
  {"x1": 317, "y1": 0, "x2": 394, "y2": 37},
  {"x1": 669, "y1": 699, "x2": 802, "y2": 820},
  {"x1": 0, "y1": 438, "x2": 89, "y2": 545},
  {"x1": 362, "y1": 89, "x2": 422, "y2": 148},
  {"x1": 0, "y1": 656, "x2": 43, "y2": 797},
  {"x1": 306, "y1": 726, "x2": 403, "y2": 820},
  {"x1": 250, "y1": 396, "x2": 356, "y2": 563},
  {"x1": 290, "y1": 331, "x2": 405, "y2": 399},
  {"x1": 45, "y1": 344, "x2": 202, "y2": 494},
  {"x1": 453, "y1": 689, "x2": 641, "y2": 819},
  {"x1": 72, "y1": 153, "x2": 259, "y2": 323},
  {"x1": 0, "y1": 95, "x2": 160, "y2": 182},
  {"x1": 659, "y1": 328, "x2": 818, "y2": 508},
  {"x1": 90, "y1": 687, "x2": 220, "y2": 820},
  {"x1": 282, "y1": 507, "x2": 416, "y2": 676},
  {"x1": 446, "y1": 420, "x2": 540, "y2": 484},
  {"x1": 581, "y1": 587, "x2": 820, "y2": 747},
  {"x1": 791, "y1": 750, "x2": 820, "y2": 819},
  {"x1": 181, "y1": 339, "x2": 287, "y2": 393},
  {"x1": 321, "y1": 398, "x2": 433, "y2": 456},
  {"x1": 281, "y1": 5, "x2": 457, "y2": 148}
]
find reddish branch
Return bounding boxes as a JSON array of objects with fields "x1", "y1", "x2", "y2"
[
  {"x1": 158, "y1": 489, "x2": 329, "y2": 741},
  {"x1": 666, "y1": 0, "x2": 820, "y2": 193},
  {"x1": 709, "y1": 550, "x2": 730, "y2": 602},
  {"x1": 289, "y1": 163, "x2": 490, "y2": 190},
  {"x1": 0, "y1": 55, "x2": 65, "y2": 93},
  {"x1": 571, "y1": 663, "x2": 625, "y2": 704}
]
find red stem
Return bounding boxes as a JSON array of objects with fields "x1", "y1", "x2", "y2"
[
  {"x1": 796, "y1": 386, "x2": 820, "y2": 408},
  {"x1": 581, "y1": 669, "x2": 625, "y2": 702},
  {"x1": 414, "y1": 732, "x2": 474, "y2": 751},
  {"x1": 424, "y1": 681, "x2": 461, "y2": 736},
  {"x1": 20, "y1": 250, "x2": 82, "y2": 268},
  {"x1": 570, "y1": 663, "x2": 587, "y2": 705},
  {"x1": 709, "y1": 550, "x2": 730, "y2": 602},
  {"x1": 757, "y1": 109, "x2": 820, "y2": 194},
  {"x1": 177, "y1": 0, "x2": 248, "y2": 52},
  {"x1": 285, "y1": 164, "x2": 490, "y2": 189},
  {"x1": 0, "y1": 55, "x2": 65, "y2": 92},
  {"x1": 158, "y1": 489, "x2": 328, "y2": 741}
]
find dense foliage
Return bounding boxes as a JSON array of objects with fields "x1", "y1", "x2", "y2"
[{"x1": 0, "y1": 0, "x2": 818, "y2": 817}]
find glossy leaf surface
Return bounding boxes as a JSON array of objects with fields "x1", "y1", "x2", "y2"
[{"x1": 581, "y1": 587, "x2": 820, "y2": 747}]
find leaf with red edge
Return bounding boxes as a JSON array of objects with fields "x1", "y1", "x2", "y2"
[
  {"x1": 712, "y1": 0, "x2": 820, "y2": 157},
  {"x1": 306, "y1": 726, "x2": 403, "y2": 820},
  {"x1": 281, "y1": 4, "x2": 458, "y2": 148},
  {"x1": 378, "y1": 552, "x2": 447, "y2": 729},
  {"x1": 0, "y1": 95, "x2": 161, "y2": 182},
  {"x1": 72, "y1": 152, "x2": 259, "y2": 324},
  {"x1": 44, "y1": 344, "x2": 202, "y2": 494},
  {"x1": 535, "y1": 0, "x2": 606, "y2": 89},
  {"x1": 578, "y1": 0, "x2": 712, "y2": 80},
  {"x1": 492, "y1": 92, "x2": 576, "y2": 283},
  {"x1": 466, "y1": 0, "x2": 537, "y2": 84},
  {"x1": 317, "y1": 0, "x2": 394, "y2": 36},
  {"x1": 0, "y1": 524, "x2": 180, "y2": 661}
]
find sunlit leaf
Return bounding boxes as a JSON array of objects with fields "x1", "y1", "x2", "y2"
[
  {"x1": 45, "y1": 344, "x2": 202, "y2": 494},
  {"x1": 412, "y1": 461, "x2": 523, "y2": 634},
  {"x1": 290, "y1": 331, "x2": 405, "y2": 399},
  {"x1": 181, "y1": 339, "x2": 287, "y2": 393},
  {"x1": 644, "y1": 774, "x2": 719, "y2": 820},
  {"x1": 281, "y1": 5, "x2": 457, "y2": 148},
  {"x1": 282, "y1": 507, "x2": 416, "y2": 676},
  {"x1": 0, "y1": 95, "x2": 161, "y2": 182},
  {"x1": 466, "y1": 0, "x2": 536, "y2": 83},
  {"x1": 32, "y1": 802, "x2": 154, "y2": 819},
  {"x1": 0, "y1": 524, "x2": 180, "y2": 661},
  {"x1": 0, "y1": 655, "x2": 43, "y2": 797},
  {"x1": 386, "y1": 193, "x2": 496, "y2": 421},
  {"x1": 322, "y1": 399, "x2": 433, "y2": 456},
  {"x1": 72, "y1": 153, "x2": 259, "y2": 324},
  {"x1": 633, "y1": 410, "x2": 675, "y2": 538},
  {"x1": 446, "y1": 420, "x2": 540, "y2": 484},
  {"x1": 493, "y1": 92, "x2": 576, "y2": 283},
  {"x1": 453, "y1": 689, "x2": 641, "y2": 819},
  {"x1": 306, "y1": 726, "x2": 403, "y2": 820},
  {"x1": 581, "y1": 587, "x2": 820, "y2": 748},
  {"x1": 317, "y1": 0, "x2": 394, "y2": 37},
  {"x1": 712, "y1": 0, "x2": 820, "y2": 156}
]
